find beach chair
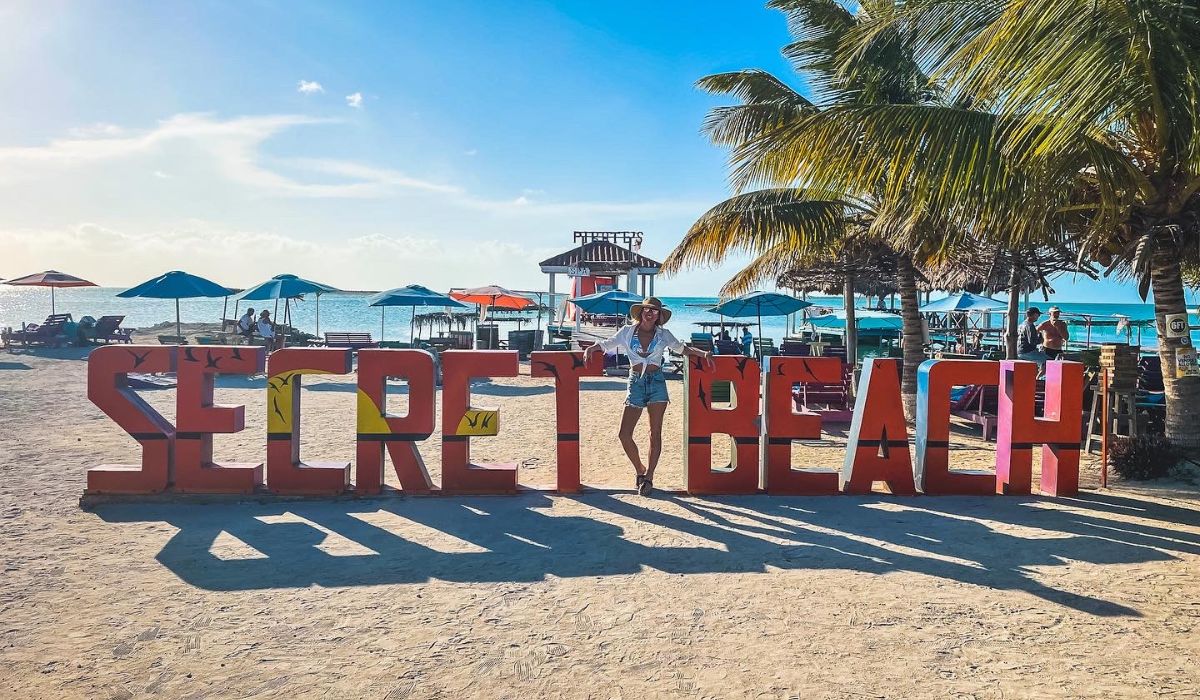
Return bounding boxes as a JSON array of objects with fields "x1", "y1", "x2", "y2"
[
  {"x1": 93, "y1": 315, "x2": 133, "y2": 344},
  {"x1": 780, "y1": 339, "x2": 810, "y2": 356},
  {"x1": 950, "y1": 384, "x2": 998, "y2": 441},
  {"x1": 753, "y1": 338, "x2": 778, "y2": 360},
  {"x1": 11, "y1": 314, "x2": 72, "y2": 347},
  {"x1": 714, "y1": 339, "x2": 744, "y2": 356},
  {"x1": 322, "y1": 332, "x2": 378, "y2": 350},
  {"x1": 791, "y1": 358, "x2": 853, "y2": 423},
  {"x1": 157, "y1": 334, "x2": 188, "y2": 345},
  {"x1": 689, "y1": 333, "x2": 714, "y2": 353}
]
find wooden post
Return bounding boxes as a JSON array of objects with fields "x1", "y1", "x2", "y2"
[{"x1": 1101, "y1": 368, "x2": 1109, "y2": 488}]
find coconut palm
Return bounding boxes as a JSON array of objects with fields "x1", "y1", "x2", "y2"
[
  {"x1": 663, "y1": 0, "x2": 981, "y2": 418},
  {"x1": 753, "y1": 0, "x2": 1200, "y2": 446}
]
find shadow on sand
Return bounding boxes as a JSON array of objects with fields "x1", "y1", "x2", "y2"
[{"x1": 91, "y1": 489, "x2": 1200, "y2": 617}]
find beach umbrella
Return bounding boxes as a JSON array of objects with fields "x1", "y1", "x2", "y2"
[
  {"x1": 368, "y1": 284, "x2": 469, "y2": 342},
  {"x1": 568, "y1": 289, "x2": 643, "y2": 316},
  {"x1": 451, "y1": 285, "x2": 535, "y2": 347},
  {"x1": 708, "y1": 291, "x2": 813, "y2": 351},
  {"x1": 808, "y1": 310, "x2": 904, "y2": 332},
  {"x1": 4, "y1": 270, "x2": 97, "y2": 315},
  {"x1": 240, "y1": 274, "x2": 339, "y2": 337},
  {"x1": 116, "y1": 270, "x2": 231, "y2": 340},
  {"x1": 918, "y1": 292, "x2": 1007, "y2": 313}
]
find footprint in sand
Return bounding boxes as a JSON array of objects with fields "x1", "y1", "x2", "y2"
[
  {"x1": 573, "y1": 611, "x2": 596, "y2": 634},
  {"x1": 184, "y1": 634, "x2": 201, "y2": 653},
  {"x1": 384, "y1": 680, "x2": 418, "y2": 700},
  {"x1": 136, "y1": 625, "x2": 160, "y2": 642},
  {"x1": 112, "y1": 642, "x2": 134, "y2": 658}
]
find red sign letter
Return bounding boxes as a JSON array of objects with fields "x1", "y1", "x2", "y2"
[
  {"x1": 86, "y1": 345, "x2": 177, "y2": 494},
  {"x1": 440, "y1": 350, "x2": 519, "y2": 494},
  {"x1": 915, "y1": 359, "x2": 999, "y2": 495},
  {"x1": 843, "y1": 359, "x2": 917, "y2": 495},
  {"x1": 174, "y1": 346, "x2": 266, "y2": 494},
  {"x1": 996, "y1": 360, "x2": 1084, "y2": 496},
  {"x1": 684, "y1": 355, "x2": 761, "y2": 495},
  {"x1": 761, "y1": 356, "x2": 842, "y2": 494},
  {"x1": 265, "y1": 348, "x2": 354, "y2": 495},
  {"x1": 530, "y1": 350, "x2": 604, "y2": 492},
  {"x1": 355, "y1": 349, "x2": 437, "y2": 495}
]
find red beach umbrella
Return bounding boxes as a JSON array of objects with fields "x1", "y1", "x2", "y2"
[{"x1": 5, "y1": 270, "x2": 98, "y2": 315}]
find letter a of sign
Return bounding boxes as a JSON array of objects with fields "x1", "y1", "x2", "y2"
[
  {"x1": 530, "y1": 350, "x2": 604, "y2": 492},
  {"x1": 266, "y1": 348, "x2": 354, "y2": 495},
  {"x1": 174, "y1": 346, "x2": 267, "y2": 493},
  {"x1": 843, "y1": 359, "x2": 917, "y2": 495},
  {"x1": 355, "y1": 349, "x2": 437, "y2": 495},
  {"x1": 683, "y1": 354, "x2": 761, "y2": 495},
  {"x1": 86, "y1": 345, "x2": 177, "y2": 494}
]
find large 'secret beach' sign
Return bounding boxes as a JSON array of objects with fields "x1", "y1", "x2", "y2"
[{"x1": 86, "y1": 346, "x2": 1084, "y2": 498}]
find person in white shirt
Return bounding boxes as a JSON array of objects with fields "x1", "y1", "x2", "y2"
[
  {"x1": 256, "y1": 310, "x2": 276, "y2": 339},
  {"x1": 584, "y1": 297, "x2": 712, "y2": 495},
  {"x1": 237, "y1": 308, "x2": 255, "y2": 338}
]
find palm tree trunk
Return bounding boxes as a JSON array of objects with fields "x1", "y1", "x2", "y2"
[
  {"x1": 896, "y1": 253, "x2": 924, "y2": 420},
  {"x1": 1150, "y1": 245, "x2": 1200, "y2": 450},
  {"x1": 1005, "y1": 254, "x2": 1020, "y2": 359},
  {"x1": 844, "y1": 271, "x2": 858, "y2": 392}
]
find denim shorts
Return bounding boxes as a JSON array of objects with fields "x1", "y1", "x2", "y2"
[{"x1": 626, "y1": 369, "x2": 669, "y2": 408}]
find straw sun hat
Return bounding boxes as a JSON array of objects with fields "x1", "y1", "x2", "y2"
[{"x1": 630, "y1": 297, "x2": 672, "y2": 325}]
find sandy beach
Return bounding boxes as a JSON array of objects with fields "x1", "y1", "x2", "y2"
[{"x1": 3, "y1": 345, "x2": 1200, "y2": 699}]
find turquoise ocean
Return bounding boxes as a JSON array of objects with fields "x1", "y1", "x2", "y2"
[{"x1": 2, "y1": 287, "x2": 1197, "y2": 350}]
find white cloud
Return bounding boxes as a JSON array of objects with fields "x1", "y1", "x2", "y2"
[
  {"x1": 152, "y1": 170, "x2": 170, "y2": 179},
  {"x1": 345, "y1": 92, "x2": 363, "y2": 109},
  {"x1": 297, "y1": 80, "x2": 324, "y2": 94}
]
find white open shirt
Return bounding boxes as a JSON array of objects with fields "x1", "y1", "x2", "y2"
[{"x1": 597, "y1": 324, "x2": 685, "y2": 375}]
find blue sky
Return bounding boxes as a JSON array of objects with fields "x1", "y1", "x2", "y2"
[{"x1": 0, "y1": 0, "x2": 1166, "y2": 302}]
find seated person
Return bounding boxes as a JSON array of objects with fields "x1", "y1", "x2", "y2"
[
  {"x1": 237, "y1": 308, "x2": 256, "y2": 337},
  {"x1": 719, "y1": 329, "x2": 731, "y2": 342},
  {"x1": 1017, "y1": 307, "x2": 1047, "y2": 373},
  {"x1": 256, "y1": 310, "x2": 276, "y2": 343}
]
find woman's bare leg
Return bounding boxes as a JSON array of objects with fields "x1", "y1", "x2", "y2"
[
  {"x1": 618, "y1": 405, "x2": 646, "y2": 475},
  {"x1": 644, "y1": 401, "x2": 667, "y2": 482}
]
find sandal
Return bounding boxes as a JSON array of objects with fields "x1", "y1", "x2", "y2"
[
  {"x1": 638, "y1": 476, "x2": 653, "y2": 496},
  {"x1": 635, "y1": 473, "x2": 646, "y2": 491}
]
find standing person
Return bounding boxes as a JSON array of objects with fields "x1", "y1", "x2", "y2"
[
  {"x1": 1038, "y1": 306, "x2": 1069, "y2": 360},
  {"x1": 741, "y1": 326, "x2": 754, "y2": 357},
  {"x1": 583, "y1": 297, "x2": 713, "y2": 496},
  {"x1": 237, "y1": 308, "x2": 256, "y2": 338},
  {"x1": 1017, "y1": 307, "x2": 1047, "y2": 371}
]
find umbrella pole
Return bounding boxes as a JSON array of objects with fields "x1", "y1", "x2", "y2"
[
  {"x1": 232, "y1": 299, "x2": 240, "y2": 332},
  {"x1": 221, "y1": 296, "x2": 228, "y2": 328},
  {"x1": 757, "y1": 306, "x2": 763, "y2": 361},
  {"x1": 381, "y1": 307, "x2": 385, "y2": 342},
  {"x1": 409, "y1": 307, "x2": 415, "y2": 345},
  {"x1": 175, "y1": 298, "x2": 181, "y2": 340},
  {"x1": 51, "y1": 287, "x2": 56, "y2": 316},
  {"x1": 315, "y1": 293, "x2": 321, "y2": 337}
]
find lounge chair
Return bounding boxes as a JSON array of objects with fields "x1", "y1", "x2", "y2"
[
  {"x1": 10, "y1": 314, "x2": 72, "y2": 347},
  {"x1": 157, "y1": 334, "x2": 188, "y2": 345},
  {"x1": 950, "y1": 384, "x2": 998, "y2": 441},
  {"x1": 689, "y1": 333, "x2": 715, "y2": 353},
  {"x1": 780, "y1": 339, "x2": 810, "y2": 356},
  {"x1": 93, "y1": 315, "x2": 133, "y2": 344},
  {"x1": 753, "y1": 338, "x2": 778, "y2": 360},
  {"x1": 323, "y1": 332, "x2": 378, "y2": 350},
  {"x1": 791, "y1": 358, "x2": 853, "y2": 423},
  {"x1": 714, "y1": 339, "x2": 744, "y2": 356}
]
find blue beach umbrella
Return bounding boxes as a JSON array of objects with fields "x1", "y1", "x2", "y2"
[
  {"x1": 117, "y1": 270, "x2": 232, "y2": 339},
  {"x1": 709, "y1": 291, "x2": 813, "y2": 347},
  {"x1": 919, "y1": 292, "x2": 1007, "y2": 313},
  {"x1": 568, "y1": 289, "x2": 643, "y2": 316},
  {"x1": 368, "y1": 285, "x2": 469, "y2": 342},
  {"x1": 240, "y1": 274, "x2": 339, "y2": 336}
]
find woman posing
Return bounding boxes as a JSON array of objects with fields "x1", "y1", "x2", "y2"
[{"x1": 583, "y1": 297, "x2": 713, "y2": 495}]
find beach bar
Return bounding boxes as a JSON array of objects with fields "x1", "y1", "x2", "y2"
[{"x1": 539, "y1": 231, "x2": 661, "y2": 335}]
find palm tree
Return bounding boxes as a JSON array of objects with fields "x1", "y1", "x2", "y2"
[
  {"x1": 662, "y1": 0, "x2": 978, "y2": 418},
  {"x1": 754, "y1": 0, "x2": 1200, "y2": 447}
]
